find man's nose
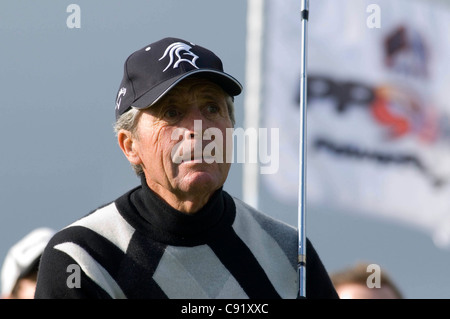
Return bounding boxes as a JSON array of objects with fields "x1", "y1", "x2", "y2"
[{"x1": 182, "y1": 108, "x2": 206, "y2": 138}]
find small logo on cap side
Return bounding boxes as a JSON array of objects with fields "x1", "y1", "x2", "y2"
[
  {"x1": 116, "y1": 87, "x2": 127, "y2": 110},
  {"x1": 159, "y1": 42, "x2": 199, "y2": 72}
]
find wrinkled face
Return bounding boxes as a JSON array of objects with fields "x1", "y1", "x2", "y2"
[{"x1": 130, "y1": 78, "x2": 233, "y2": 203}]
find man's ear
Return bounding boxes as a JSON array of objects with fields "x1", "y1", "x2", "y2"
[{"x1": 117, "y1": 130, "x2": 142, "y2": 165}]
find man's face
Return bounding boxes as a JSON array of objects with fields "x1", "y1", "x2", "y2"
[{"x1": 129, "y1": 78, "x2": 233, "y2": 209}]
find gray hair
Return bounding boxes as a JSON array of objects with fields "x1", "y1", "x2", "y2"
[{"x1": 114, "y1": 95, "x2": 236, "y2": 176}]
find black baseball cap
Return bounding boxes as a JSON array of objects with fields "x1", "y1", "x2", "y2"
[{"x1": 114, "y1": 37, "x2": 243, "y2": 119}]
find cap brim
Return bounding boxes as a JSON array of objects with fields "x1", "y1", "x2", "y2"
[{"x1": 131, "y1": 69, "x2": 243, "y2": 110}]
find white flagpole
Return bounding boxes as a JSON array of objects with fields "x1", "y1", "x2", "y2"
[
  {"x1": 298, "y1": 0, "x2": 309, "y2": 299},
  {"x1": 243, "y1": 0, "x2": 264, "y2": 209}
]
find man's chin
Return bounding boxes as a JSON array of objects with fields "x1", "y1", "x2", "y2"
[{"x1": 177, "y1": 169, "x2": 225, "y2": 193}]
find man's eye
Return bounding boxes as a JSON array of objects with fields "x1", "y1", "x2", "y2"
[
  {"x1": 206, "y1": 105, "x2": 219, "y2": 114},
  {"x1": 164, "y1": 108, "x2": 181, "y2": 119}
]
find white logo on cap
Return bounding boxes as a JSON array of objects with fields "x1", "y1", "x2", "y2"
[
  {"x1": 116, "y1": 87, "x2": 127, "y2": 110},
  {"x1": 159, "y1": 42, "x2": 199, "y2": 72}
]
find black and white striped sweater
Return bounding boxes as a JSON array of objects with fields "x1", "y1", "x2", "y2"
[{"x1": 35, "y1": 177, "x2": 338, "y2": 299}]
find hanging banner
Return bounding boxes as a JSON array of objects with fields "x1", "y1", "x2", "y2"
[{"x1": 262, "y1": 0, "x2": 450, "y2": 248}]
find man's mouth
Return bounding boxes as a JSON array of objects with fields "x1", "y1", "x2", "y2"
[
  {"x1": 171, "y1": 142, "x2": 219, "y2": 164},
  {"x1": 181, "y1": 155, "x2": 216, "y2": 163}
]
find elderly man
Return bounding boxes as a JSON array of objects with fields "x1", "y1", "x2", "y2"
[{"x1": 35, "y1": 37, "x2": 338, "y2": 299}]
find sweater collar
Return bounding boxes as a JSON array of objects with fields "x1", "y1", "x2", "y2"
[{"x1": 129, "y1": 174, "x2": 233, "y2": 244}]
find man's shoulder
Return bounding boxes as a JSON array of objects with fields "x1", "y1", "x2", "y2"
[
  {"x1": 47, "y1": 200, "x2": 136, "y2": 254},
  {"x1": 230, "y1": 196, "x2": 296, "y2": 232},
  {"x1": 229, "y1": 195, "x2": 297, "y2": 251}
]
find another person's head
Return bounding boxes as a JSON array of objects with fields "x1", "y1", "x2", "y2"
[
  {"x1": 114, "y1": 37, "x2": 242, "y2": 213},
  {"x1": 1, "y1": 228, "x2": 55, "y2": 299},
  {"x1": 330, "y1": 262, "x2": 403, "y2": 299}
]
